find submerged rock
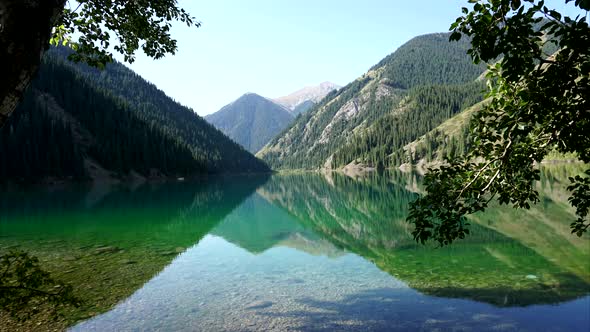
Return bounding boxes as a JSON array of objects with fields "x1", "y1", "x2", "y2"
[
  {"x1": 94, "y1": 246, "x2": 120, "y2": 254},
  {"x1": 245, "y1": 300, "x2": 273, "y2": 310}
]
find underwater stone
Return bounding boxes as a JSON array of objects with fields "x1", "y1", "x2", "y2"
[{"x1": 245, "y1": 301, "x2": 273, "y2": 310}]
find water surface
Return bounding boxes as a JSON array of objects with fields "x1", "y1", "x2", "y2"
[{"x1": 0, "y1": 167, "x2": 588, "y2": 331}]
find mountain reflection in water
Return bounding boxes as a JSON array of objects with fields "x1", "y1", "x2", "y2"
[{"x1": 0, "y1": 166, "x2": 588, "y2": 331}]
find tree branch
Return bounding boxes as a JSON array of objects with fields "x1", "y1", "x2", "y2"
[{"x1": 457, "y1": 159, "x2": 496, "y2": 201}]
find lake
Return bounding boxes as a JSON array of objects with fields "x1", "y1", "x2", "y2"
[{"x1": 0, "y1": 166, "x2": 589, "y2": 331}]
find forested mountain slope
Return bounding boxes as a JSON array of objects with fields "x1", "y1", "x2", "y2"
[
  {"x1": 205, "y1": 93, "x2": 294, "y2": 153},
  {"x1": 0, "y1": 48, "x2": 268, "y2": 182},
  {"x1": 291, "y1": 100, "x2": 316, "y2": 116},
  {"x1": 331, "y1": 82, "x2": 484, "y2": 168},
  {"x1": 257, "y1": 33, "x2": 486, "y2": 170},
  {"x1": 401, "y1": 100, "x2": 484, "y2": 167}
]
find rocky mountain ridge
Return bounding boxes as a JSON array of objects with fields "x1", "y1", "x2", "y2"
[
  {"x1": 273, "y1": 81, "x2": 341, "y2": 114},
  {"x1": 257, "y1": 33, "x2": 486, "y2": 170}
]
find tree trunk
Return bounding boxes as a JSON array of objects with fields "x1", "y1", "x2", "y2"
[{"x1": 0, "y1": 0, "x2": 66, "y2": 128}]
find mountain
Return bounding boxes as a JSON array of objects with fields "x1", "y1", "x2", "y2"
[
  {"x1": 291, "y1": 100, "x2": 316, "y2": 116},
  {"x1": 205, "y1": 82, "x2": 341, "y2": 153},
  {"x1": 257, "y1": 33, "x2": 486, "y2": 170},
  {"x1": 205, "y1": 93, "x2": 294, "y2": 153},
  {"x1": 273, "y1": 81, "x2": 340, "y2": 115},
  {"x1": 401, "y1": 100, "x2": 484, "y2": 168},
  {"x1": 0, "y1": 48, "x2": 269, "y2": 182}
]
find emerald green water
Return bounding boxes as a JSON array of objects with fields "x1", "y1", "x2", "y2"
[{"x1": 0, "y1": 166, "x2": 589, "y2": 331}]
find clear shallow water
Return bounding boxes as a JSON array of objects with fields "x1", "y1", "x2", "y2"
[
  {"x1": 1, "y1": 166, "x2": 589, "y2": 331},
  {"x1": 70, "y1": 235, "x2": 590, "y2": 332}
]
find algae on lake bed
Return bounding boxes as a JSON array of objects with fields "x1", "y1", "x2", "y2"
[{"x1": 0, "y1": 175, "x2": 267, "y2": 331}]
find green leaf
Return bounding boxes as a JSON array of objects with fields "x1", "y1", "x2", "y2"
[
  {"x1": 511, "y1": 0, "x2": 522, "y2": 10},
  {"x1": 549, "y1": 10, "x2": 562, "y2": 21}
]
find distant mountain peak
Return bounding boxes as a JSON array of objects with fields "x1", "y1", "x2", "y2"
[
  {"x1": 236, "y1": 93, "x2": 288, "y2": 110},
  {"x1": 236, "y1": 92, "x2": 262, "y2": 101},
  {"x1": 319, "y1": 81, "x2": 338, "y2": 89},
  {"x1": 273, "y1": 82, "x2": 341, "y2": 112},
  {"x1": 205, "y1": 93, "x2": 294, "y2": 153}
]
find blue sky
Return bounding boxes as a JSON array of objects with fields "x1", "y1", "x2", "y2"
[{"x1": 114, "y1": 0, "x2": 586, "y2": 116}]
